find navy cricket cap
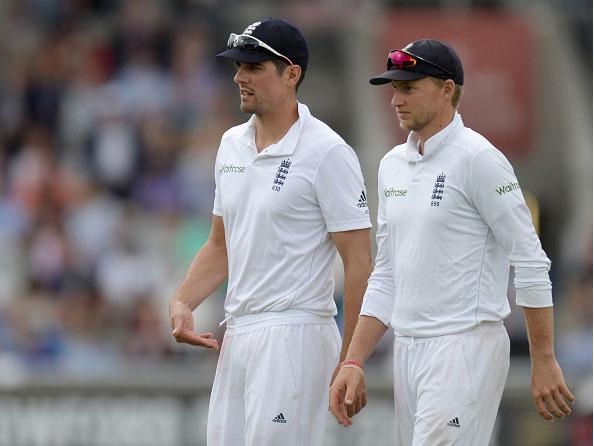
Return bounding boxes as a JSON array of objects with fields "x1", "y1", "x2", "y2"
[
  {"x1": 216, "y1": 18, "x2": 309, "y2": 71},
  {"x1": 370, "y1": 39, "x2": 464, "y2": 86}
]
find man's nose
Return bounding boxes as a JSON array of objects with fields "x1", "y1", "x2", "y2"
[
  {"x1": 391, "y1": 90, "x2": 404, "y2": 108},
  {"x1": 234, "y1": 67, "x2": 245, "y2": 84}
]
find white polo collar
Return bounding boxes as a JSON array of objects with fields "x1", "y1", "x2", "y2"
[
  {"x1": 237, "y1": 102, "x2": 311, "y2": 158},
  {"x1": 405, "y1": 112, "x2": 464, "y2": 162}
]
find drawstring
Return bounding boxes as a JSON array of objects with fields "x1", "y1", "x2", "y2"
[{"x1": 218, "y1": 315, "x2": 232, "y2": 327}]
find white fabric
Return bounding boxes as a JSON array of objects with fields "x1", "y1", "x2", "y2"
[
  {"x1": 207, "y1": 311, "x2": 341, "y2": 446},
  {"x1": 361, "y1": 113, "x2": 552, "y2": 337},
  {"x1": 213, "y1": 102, "x2": 371, "y2": 318},
  {"x1": 393, "y1": 323, "x2": 510, "y2": 446}
]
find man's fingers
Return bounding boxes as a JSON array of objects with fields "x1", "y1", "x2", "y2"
[
  {"x1": 552, "y1": 390, "x2": 572, "y2": 416},
  {"x1": 534, "y1": 396, "x2": 554, "y2": 421},
  {"x1": 346, "y1": 405, "x2": 355, "y2": 417},
  {"x1": 329, "y1": 386, "x2": 351, "y2": 427},
  {"x1": 329, "y1": 390, "x2": 344, "y2": 425},
  {"x1": 170, "y1": 315, "x2": 184, "y2": 335},
  {"x1": 343, "y1": 383, "x2": 357, "y2": 419},
  {"x1": 352, "y1": 397, "x2": 363, "y2": 416},
  {"x1": 329, "y1": 388, "x2": 340, "y2": 415},
  {"x1": 173, "y1": 329, "x2": 219, "y2": 349},
  {"x1": 344, "y1": 384, "x2": 356, "y2": 406},
  {"x1": 560, "y1": 384, "x2": 575, "y2": 404},
  {"x1": 545, "y1": 398, "x2": 565, "y2": 419}
]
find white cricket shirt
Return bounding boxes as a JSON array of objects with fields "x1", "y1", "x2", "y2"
[
  {"x1": 213, "y1": 102, "x2": 371, "y2": 318},
  {"x1": 361, "y1": 113, "x2": 553, "y2": 337}
]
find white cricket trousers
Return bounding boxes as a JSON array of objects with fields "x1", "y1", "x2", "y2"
[
  {"x1": 207, "y1": 310, "x2": 341, "y2": 446},
  {"x1": 393, "y1": 322, "x2": 510, "y2": 446}
]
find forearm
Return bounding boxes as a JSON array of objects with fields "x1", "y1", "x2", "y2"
[
  {"x1": 171, "y1": 240, "x2": 228, "y2": 310},
  {"x1": 340, "y1": 260, "x2": 373, "y2": 362},
  {"x1": 345, "y1": 315, "x2": 388, "y2": 364},
  {"x1": 523, "y1": 306, "x2": 556, "y2": 361}
]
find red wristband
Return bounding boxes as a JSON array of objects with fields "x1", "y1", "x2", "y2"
[{"x1": 339, "y1": 360, "x2": 364, "y2": 370}]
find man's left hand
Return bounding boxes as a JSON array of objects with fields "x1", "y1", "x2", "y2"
[{"x1": 531, "y1": 357, "x2": 575, "y2": 421}]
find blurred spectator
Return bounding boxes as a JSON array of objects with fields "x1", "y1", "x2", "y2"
[
  {"x1": 133, "y1": 115, "x2": 183, "y2": 213},
  {"x1": 26, "y1": 195, "x2": 70, "y2": 292},
  {"x1": 63, "y1": 176, "x2": 123, "y2": 277},
  {"x1": 86, "y1": 97, "x2": 143, "y2": 198},
  {"x1": 7, "y1": 126, "x2": 55, "y2": 218},
  {"x1": 124, "y1": 295, "x2": 172, "y2": 357},
  {"x1": 168, "y1": 24, "x2": 225, "y2": 134},
  {"x1": 6, "y1": 286, "x2": 64, "y2": 363},
  {"x1": 95, "y1": 207, "x2": 166, "y2": 305},
  {"x1": 0, "y1": 0, "x2": 588, "y2": 397}
]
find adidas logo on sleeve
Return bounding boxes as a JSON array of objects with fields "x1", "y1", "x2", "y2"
[{"x1": 357, "y1": 190, "x2": 368, "y2": 209}]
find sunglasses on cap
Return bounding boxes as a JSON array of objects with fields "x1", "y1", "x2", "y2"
[
  {"x1": 227, "y1": 33, "x2": 294, "y2": 66},
  {"x1": 387, "y1": 49, "x2": 453, "y2": 77}
]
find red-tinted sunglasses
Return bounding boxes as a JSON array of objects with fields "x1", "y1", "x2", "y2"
[{"x1": 387, "y1": 50, "x2": 453, "y2": 77}]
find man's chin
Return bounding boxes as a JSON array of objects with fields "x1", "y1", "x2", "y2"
[
  {"x1": 398, "y1": 120, "x2": 413, "y2": 132},
  {"x1": 240, "y1": 102, "x2": 255, "y2": 114}
]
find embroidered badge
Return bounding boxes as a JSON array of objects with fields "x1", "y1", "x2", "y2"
[
  {"x1": 243, "y1": 21, "x2": 261, "y2": 35},
  {"x1": 272, "y1": 159, "x2": 291, "y2": 192},
  {"x1": 431, "y1": 173, "x2": 446, "y2": 207}
]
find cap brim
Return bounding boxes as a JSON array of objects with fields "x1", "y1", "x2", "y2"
[
  {"x1": 369, "y1": 69, "x2": 428, "y2": 85},
  {"x1": 216, "y1": 48, "x2": 275, "y2": 63}
]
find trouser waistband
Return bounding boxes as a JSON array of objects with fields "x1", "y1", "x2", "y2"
[
  {"x1": 394, "y1": 321, "x2": 505, "y2": 345},
  {"x1": 222, "y1": 310, "x2": 334, "y2": 334}
]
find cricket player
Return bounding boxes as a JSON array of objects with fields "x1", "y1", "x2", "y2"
[
  {"x1": 169, "y1": 18, "x2": 372, "y2": 445},
  {"x1": 329, "y1": 39, "x2": 575, "y2": 445}
]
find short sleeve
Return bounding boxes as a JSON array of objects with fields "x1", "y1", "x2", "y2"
[
  {"x1": 313, "y1": 144, "x2": 372, "y2": 232},
  {"x1": 212, "y1": 145, "x2": 223, "y2": 217}
]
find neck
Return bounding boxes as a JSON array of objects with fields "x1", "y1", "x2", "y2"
[
  {"x1": 415, "y1": 109, "x2": 456, "y2": 155},
  {"x1": 254, "y1": 99, "x2": 299, "y2": 152}
]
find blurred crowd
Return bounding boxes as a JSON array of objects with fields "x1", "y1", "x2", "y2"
[
  {"x1": 0, "y1": 0, "x2": 242, "y2": 372},
  {"x1": 0, "y1": 0, "x2": 590, "y2": 411}
]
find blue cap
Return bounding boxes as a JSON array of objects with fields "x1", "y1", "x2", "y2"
[
  {"x1": 370, "y1": 39, "x2": 464, "y2": 86},
  {"x1": 216, "y1": 18, "x2": 309, "y2": 70}
]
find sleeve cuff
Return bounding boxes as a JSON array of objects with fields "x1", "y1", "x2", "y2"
[
  {"x1": 360, "y1": 289, "x2": 393, "y2": 326},
  {"x1": 516, "y1": 287, "x2": 553, "y2": 308},
  {"x1": 327, "y1": 219, "x2": 372, "y2": 232}
]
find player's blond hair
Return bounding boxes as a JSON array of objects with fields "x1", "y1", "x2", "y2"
[{"x1": 431, "y1": 78, "x2": 463, "y2": 108}]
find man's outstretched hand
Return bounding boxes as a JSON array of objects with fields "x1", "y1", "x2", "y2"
[{"x1": 169, "y1": 300, "x2": 219, "y2": 349}]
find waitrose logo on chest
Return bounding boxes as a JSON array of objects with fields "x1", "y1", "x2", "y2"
[
  {"x1": 384, "y1": 187, "x2": 407, "y2": 198},
  {"x1": 220, "y1": 164, "x2": 246, "y2": 173}
]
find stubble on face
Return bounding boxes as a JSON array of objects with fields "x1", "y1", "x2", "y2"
[
  {"x1": 398, "y1": 108, "x2": 438, "y2": 132},
  {"x1": 239, "y1": 97, "x2": 258, "y2": 115},
  {"x1": 235, "y1": 61, "x2": 283, "y2": 117}
]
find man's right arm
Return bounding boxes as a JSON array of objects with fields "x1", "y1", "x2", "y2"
[
  {"x1": 169, "y1": 215, "x2": 228, "y2": 349},
  {"x1": 329, "y1": 315, "x2": 387, "y2": 426},
  {"x1": 329, "y1": 166, "x2": 395, "y2": 425}
]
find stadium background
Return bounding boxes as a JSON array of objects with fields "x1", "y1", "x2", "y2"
[{"x1": 0, "y1": 0, "x2": 591, "y2": 445}]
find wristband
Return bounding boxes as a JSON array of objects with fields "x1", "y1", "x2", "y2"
[{"x1": 339, "y1": 360, "x2": 364, "y2": 375}]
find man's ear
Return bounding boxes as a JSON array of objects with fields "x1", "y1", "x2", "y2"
[
  {"x1": 443, "y1": 79, "x2": 455, "y2": 99},
  {"x1": 286, "y1": 64, "x2": 302, "y2": 87}
]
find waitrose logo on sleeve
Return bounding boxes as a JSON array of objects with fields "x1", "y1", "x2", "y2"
[
  {"x1": 495, "y1": 181, "x2": 520, "y2": 195},
  {"x1": 220, "y1": 164, "x2": 246, "y2": 173}
]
